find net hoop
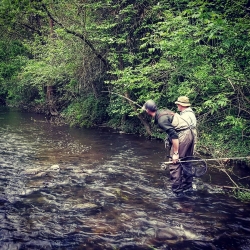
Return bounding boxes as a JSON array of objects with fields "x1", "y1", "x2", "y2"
[{"x1": 179, "y1": 156, "x2": 207, "y2": 177}]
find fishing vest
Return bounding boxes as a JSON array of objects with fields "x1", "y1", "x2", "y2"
[
  {"x1": 172, "y1": 113, "x2": 195, "y2": 131},
  {"x1": 158, "y1": 110, "x2": 197, "y2": 151},
  {"x1": 158, "y1": 110, "x2": 194, "y2": 131}
]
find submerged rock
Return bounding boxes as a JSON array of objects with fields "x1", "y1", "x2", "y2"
[
  {"x1": 0, "y1": 194, "x2": 9, "y2": 204},
  {"x1": 20, "y1": 164, "x2": 60, "y2": 176},
  {"x1": 73, "y1": 203, "x2": 100, "y2": 209},
  {"x1": 49, "y1": 164, "x2": 60, "y2": 171},
  {"x1": 21, "y1": 168, "x2": 44, "y2": 175}
]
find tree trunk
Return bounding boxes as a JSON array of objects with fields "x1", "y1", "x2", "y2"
[{"x1": 46, "y1": 85, "x2": 58, "y2": 116}]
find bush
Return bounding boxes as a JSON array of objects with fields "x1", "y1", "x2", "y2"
[
  {"x1": 62, "y1": 95, "x2": 108, "y2": 128},
  {"x1": 234, "y1": 190, "x2": 250, "y2": 202}
]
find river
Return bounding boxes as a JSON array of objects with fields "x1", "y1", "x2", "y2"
[{"x1": 0, "y1": 108, "x2": 249, "y2": 250}]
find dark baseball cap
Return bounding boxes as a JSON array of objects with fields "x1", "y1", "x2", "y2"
[{"x1": 142, "y1": 100, "x2": 157, "y2": 112}]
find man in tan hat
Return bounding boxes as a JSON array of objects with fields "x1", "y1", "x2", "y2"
[
  {"x1": 173, "y1": 96, "x2": 197, "y2": 195},
  {"x1": 175, "y1": 96, "x2": 197, "y2": 130},
  {"x1": 143, "y1": 97, "x2": 197, "y2": 197}
]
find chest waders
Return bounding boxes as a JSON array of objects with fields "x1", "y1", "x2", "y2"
[{"x1": 158, "y1": 111, "x2": 197, "y2": 195}]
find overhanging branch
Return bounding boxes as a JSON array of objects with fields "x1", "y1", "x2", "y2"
[{"x1": 42, "y1": 4, "x2": 108, "y2": 68}]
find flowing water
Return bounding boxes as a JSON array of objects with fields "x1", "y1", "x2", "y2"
[{"x1": 0, "y1": 108, "x2": 249, "y2": 250}]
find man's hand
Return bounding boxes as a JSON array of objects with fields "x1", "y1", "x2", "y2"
[{"x1": 172, "y1": 153, "x2": 179, "y2": 163}]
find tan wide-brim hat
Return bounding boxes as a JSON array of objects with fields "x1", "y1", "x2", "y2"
[{"x1": 175, "y1": 96, "x2": 191, "y2": 107}]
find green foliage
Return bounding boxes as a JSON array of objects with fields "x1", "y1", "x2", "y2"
[
  {"x1": 62, "y1": 95, "x2": 108, "y2": 128},
  {"x1": 0, "y1": 39, "x2": 29, "y2": 104},
  {"x1": 108, "y1": 2, "x2": 247, "y2": 98},
  {"x1": 106, "y1": 95, "x2": 145, "y2": 133},
  {"x1": 203, "y1": 94, "x2": 229, "y2": 114},
  {"x1": 219, "y1": 116, "x2": 247, "y2": 133},
  {"x1": 198, "y1": 120, "x2": 250, "y2": 158},
  {"x1": 233, "y1": 190, "x2": 250, "y2": 202}
]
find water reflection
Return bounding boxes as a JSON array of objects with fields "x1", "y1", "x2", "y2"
[{"x1": 0, "y1": 108, "x2": 249, "y2": 250}]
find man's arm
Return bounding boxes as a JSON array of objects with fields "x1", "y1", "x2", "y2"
[
  {"x1": 157, "y1": 116, "x2": 179, "y2": 163},
  {"x1": 171, "y1": 138, "x2": 179, "y2": 163}
]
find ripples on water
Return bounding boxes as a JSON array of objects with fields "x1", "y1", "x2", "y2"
[{"x1": 0, "y1": 109, "x2": 249, "y2": 250}]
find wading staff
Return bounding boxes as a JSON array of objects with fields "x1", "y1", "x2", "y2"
[{"x1": 102, "y1": 91, "x2": 142, "y2": 109}]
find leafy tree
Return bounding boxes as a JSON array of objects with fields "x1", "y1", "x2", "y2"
[{"x1": 0, "y1": 39, "x2": 29, "y2": 105}]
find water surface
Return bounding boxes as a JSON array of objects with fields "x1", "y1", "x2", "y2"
[{"x1": 0, "y1": 108, "x2": 249, "y2": 250}]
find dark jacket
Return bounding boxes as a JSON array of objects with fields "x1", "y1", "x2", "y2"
[{"x1": 154, "y1": 110, "x2": 178, "y2": 141}]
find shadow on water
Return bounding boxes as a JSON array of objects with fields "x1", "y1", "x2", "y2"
[{"x1": 0, "y1": 108, "x2": 249, "y2": 250}]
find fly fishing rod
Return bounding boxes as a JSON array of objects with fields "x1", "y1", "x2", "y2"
[
  {"x1": 163, "y1": 156, "x2": 250, "y2": 164},
  {"x1": 161, "y1": 156, "x2": 250, "y2": 177},
  {"x1": 102, "y1": 91, "x2": 143, "y2": 108}
]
